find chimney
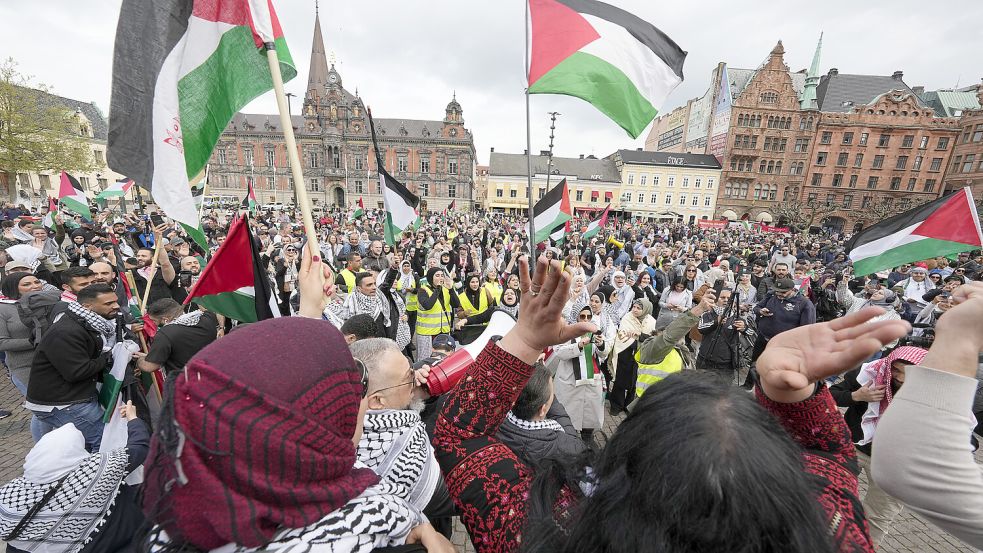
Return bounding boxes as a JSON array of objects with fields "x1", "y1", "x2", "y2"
[
  {"x1": 828, "y1": 68, "x2": 839, "y2": 76},
  {"x1": 637, "y1": 147, "x2": 643, "y2": 151},
  {"x1": 490, "y1": 147, "x2": 494, "y2": 153},
  {"x1": 579, "y1": 154, "x2": 585, "y2": 159},
  {"x1": 523, "y1": 149, "x2": 528, "y2": 155},
  {"x1": 540, "y1": 150, "x2": 550, "y2": 156},
  {"x1": 892, "y1": 71, "x2": 904, "y2": 80},
  {"x1": 912, "y1": 86, "x2": 925, "y2": 95}
]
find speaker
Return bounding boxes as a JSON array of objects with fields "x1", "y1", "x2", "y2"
[{"x1": 425, "y1": 310, "x2": 517, "y2": 395}]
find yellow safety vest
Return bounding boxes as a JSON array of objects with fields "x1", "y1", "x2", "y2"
[
  {"x1": 416, "y1": 285, "x2": 452, "y2": 335},
  {"x1": 457, "y1": 289, "x2": 489, "y2": 317},
  {"x1": 634, "y1": 348, "x2": 683, "y2": 399},
  {"x1": 339, "y1": 269, "x2": 357, "y2": 294},
  {"x1": 395, "y1": 277, "x2": 418, "y2": 312},
  {"x1": 483, "y1": 281, "x2": 502, "y2": 304}
]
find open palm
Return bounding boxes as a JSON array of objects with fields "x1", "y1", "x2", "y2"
[{"x1": 757, "y1": 307, "x2": 910, "y2": 398}]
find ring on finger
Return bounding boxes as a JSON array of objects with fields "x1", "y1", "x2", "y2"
[{"x1": 528, "y1": 290, "x2": 539, "y2": 297}]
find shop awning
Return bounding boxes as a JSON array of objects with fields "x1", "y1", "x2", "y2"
[
  {"x1": 591, "y1": 190, "x2": 599, "y2": 200},
  {"x1": 604, "y1": 191, "x2": 613, "y2": 201}
]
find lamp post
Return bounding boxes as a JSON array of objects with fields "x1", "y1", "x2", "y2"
[{"x1": 544, "y1": 111, "x2": 561, "y2": 206}]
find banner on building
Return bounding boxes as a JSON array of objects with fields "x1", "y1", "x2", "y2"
[
  {"x1": 708, "y1": 64, "x2": 732, "y2": 162},
  {"x1": 760, "y1": 224, "x2": 790, "y2": 233}
]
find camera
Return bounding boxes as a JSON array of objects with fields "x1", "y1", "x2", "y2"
[
  {"x1": 899, "y1": 327, "x2": 935, "y2": 348},
  {"x1": 178, "y1": 270, "x2": 194, "y2": 288}
]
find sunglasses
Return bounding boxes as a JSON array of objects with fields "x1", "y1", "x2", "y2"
[{"x1": 579, "y1": 313, "x2": 593, "y2": 321}]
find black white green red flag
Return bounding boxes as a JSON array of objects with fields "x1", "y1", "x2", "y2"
[
  {"x1": 107, "y1": 0, "x2": 295, "y2": 251},
  {"x1": 184, "y1": 215, "x2": 278, "y2": 322},
  {"x1": 581, "y1": 204, "x2": 610, "y2": 240},
  {"x1": 58, "y1": 172, "x2": 92, "y2": 218},
  {"x1": 530, "y1": 178, "x2": 572, "y2": 244},
  {"x1": 366, "y1": 108, "x2": 420, "y2": 245},
  {"x1": 241, "y1": 179, "x2": 259, "y2": 215},
  {"x1": 846, "y1": 187, "x2": 983, "y2": 275},
  {"x1": 350, "y1": 197, "x2": 365, "y2": 221},
  {"x1": 528, "y1": 0, "x2": 686, "y2": 138},
  {"x1": 42, "y1": 198, "x2": 58, "y2": 232}
]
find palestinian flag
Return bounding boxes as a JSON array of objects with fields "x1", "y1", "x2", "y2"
[
  {"x1": 350, "y1": 197, "x2": 365, "y2": 221},
  {"x1": 58, "y1": 172, "x2": 92, "y2": 218},
  {"x1": 367, "y1": 108, "x2": 420, "y2": 245},
  {"x1": 241, "y1": 179, "x2": 259, "y2": 214},
  {"x1": 184, "y1": 215, "x2": 278, "y2": 322},
  {"x1": 846, "y1": 188, "x2": 983, "y2": 275},
  {"x1": 444, "y1": 199, "x2": 456, "y2": 216},
  {"x1": 96, "y1": 178, "x2": 134, "y2": 200},
  {"x1": 530, "y1": 178, "x2": 572, "y2": 244},
  {"x1": 527, "y1": 0, "x2": 687, "y2": 138},
  {"x1": 550, "y1": 220, "x2": 568, "y2": 245},
  {"x1": 107, "y1": 0, "x2": 295, "y2": 254},
  {"x1": 581, "y1": 204, "x2": 610, "y2": 239},
  {"x1": 182, "y1": 176, "x2": 209, "y2": 251},
  {"x1": 42, "y1": 198, "x2": 58, "y2": 232}
]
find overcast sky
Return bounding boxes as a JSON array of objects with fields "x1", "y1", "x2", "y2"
[{"x1": 3, "y1": 0, "x2": 980, "y2": 166}]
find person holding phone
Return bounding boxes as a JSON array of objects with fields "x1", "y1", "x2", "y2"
[{"x1": 751, "y1": 278, "x2": 816, "y2": 364}]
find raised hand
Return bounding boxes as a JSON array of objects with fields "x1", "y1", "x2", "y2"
[
  {"x1": 922, "y1": 281, "x2": 983, "y2": 379},
  {"x1": 756, "y1": 306, "x2": 910, "y2": 403},
  {"x1": 297, "y1": 243, "x2": 327, "y2": 318},
  {"x1": 499, "y1": 255, "x2": 597, "y2": 364}
]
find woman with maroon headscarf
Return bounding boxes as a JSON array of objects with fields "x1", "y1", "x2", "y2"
[{"x1": 141, "y1": 313, "x2": 452, "y2": 552}]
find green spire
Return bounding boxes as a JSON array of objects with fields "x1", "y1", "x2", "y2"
[{"x1": 800, "y1": 32, "x2": 823, "y2": 110}]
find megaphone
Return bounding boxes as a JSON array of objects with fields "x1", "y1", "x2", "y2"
[
  {"x1": 425, "y1": 310, "x2": 516, "y2": 395},
  {"x1": 607, "y1": 235, "x2": 624, "y2": 251}
]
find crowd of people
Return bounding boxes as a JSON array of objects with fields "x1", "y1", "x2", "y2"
[{"x1": 0, "y1": 200, "x2": 981, "y2": 552}]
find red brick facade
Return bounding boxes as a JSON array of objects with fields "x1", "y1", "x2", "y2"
[{"x1": 942, "y1": 86, "x2": 983, "y2": 207}]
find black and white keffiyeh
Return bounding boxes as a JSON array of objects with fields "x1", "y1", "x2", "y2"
[
  {"x1": 67, "y1": 301, "x2": 117, "y2": 350},
  {"x1": 505, "y1": 411, "x2": 565, "y2": 432},
  {"x1": 167, "y1": 310, "x2": 203, "y2": 327},
  {"x1": 343, "y1": 290, "x2": 390, "y2": 327},
  {"x1": 0, "y1": 450, "x2": 129, "y2": 553},
  {"x1": 356, "y1": 410, "x2": 440, "y2": 512}
]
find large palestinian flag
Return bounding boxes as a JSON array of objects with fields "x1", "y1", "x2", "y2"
[
  {"x1": 367, "y1": 108, "x2": 420, "y2": 245},
  {"x1": 846, "y1": 188, "x2": 983, "y2": 275},
  {"x1": 96, "y1": 178, "x2": 134, "y2": 200},
  {"x1": 58, "y1": 172, "x2": 92, "y2": 218},
  {"x1": 581, "y1": 204, "x2": 610, "y2": 239},
  {"x1": 530, "y1": 178, "x2": 572, "y2": 244},
  {"x1": 184, "y1": 215, "x2": 278, "y2": 322},
  {"x1": 107, "y1": 0, "x2": 295, "y2": 248},
  {"x1": 528, "y1": 0, "x2": 687, "y2": 138}
]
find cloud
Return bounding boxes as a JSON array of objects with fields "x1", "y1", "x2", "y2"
[{"x1": 4, "y1": 0, "x2": 980, "y2": 167}]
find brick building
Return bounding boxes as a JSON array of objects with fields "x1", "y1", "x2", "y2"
[
  {"x1": 940, "y1": 84, "x2": 983, "y2": 205},
  {"x1": 206, "y1": 9, "x2": 476, "y2": 211},
  {"x1": 804, "y1": 71, "x2": 960, "y2": 232},
  {"x1": 715, "y1": 41, "x2": 816, "y2": 224}
]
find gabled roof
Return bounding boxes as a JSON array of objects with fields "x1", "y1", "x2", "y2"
[
  {"x1": 727, "y1": 67, "x2": 806, "y2": 99},
  {"x1": 615, "y1": 149, "x2": 721, "y2": 170},
  {"x1": 816, "y1": 72, "x2": 929, "y2": 112},
  {"x1": 488, "y1": 152, "x2": 620, "y2": 182},
  {"x1": 920, "y1": 90, "x2": 981, "y2": 117},
  {"x1": 19, "y1": 86, "x2": 108, "y2": 140},
  {"x1": 228, "y1": 112, "x2": 454, "y2": 139}
]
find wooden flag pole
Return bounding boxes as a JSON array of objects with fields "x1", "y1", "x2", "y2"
[{"x1": 265, "y1": 47, "x2": 320, "y2": 259}]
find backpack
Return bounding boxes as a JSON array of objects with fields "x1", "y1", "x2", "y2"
[{"x1": 17, "y1": 289, "x2": 62, "y2": 345}]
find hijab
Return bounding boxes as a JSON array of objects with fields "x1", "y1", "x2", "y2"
[{"x1": 499, "y1": 289, "x2": 520, "y2": 318}]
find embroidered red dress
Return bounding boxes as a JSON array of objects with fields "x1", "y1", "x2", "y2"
[{"x1": 434, "y1": 341, "x2": 873, "y2": 553}]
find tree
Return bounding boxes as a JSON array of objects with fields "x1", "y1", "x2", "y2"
[
  {"x1": 0, "y1": 58, "x2": 98, "y2": 202},
  {"x1": 773, "y1": 199, "x2": 837, "y2": 231},
  {"x1": 855, "y1": 196, "x2": 928, "y2": 226}
]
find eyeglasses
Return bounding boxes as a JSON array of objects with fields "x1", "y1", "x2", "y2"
[
  {"x1": 356, "y1": 359, "x2": 369, "y2": 398},
  {"x1": 579, "y1": 313, "x2": 593, "y2": 321},
  {"x1": 686, "y1": 269, "x2": 697, "y2": 273},
  {"x1": 369, "y1": 370, "x2": 417, "y2": 396}
]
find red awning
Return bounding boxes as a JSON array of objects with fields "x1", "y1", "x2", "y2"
[
  {"x1": 591, "y1": 191, "x2": 599, "y2": 199},
  {"x1": 604, "y1": 191, "x2": 613, "y2": 201}
]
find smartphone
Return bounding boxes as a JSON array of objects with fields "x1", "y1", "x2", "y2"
[
  {"x1": 150, "y1": 213, "x2": 165, "y2": 226},
  {"x1": 712, "y1": 279, "x2": 725, "y2": 298}
]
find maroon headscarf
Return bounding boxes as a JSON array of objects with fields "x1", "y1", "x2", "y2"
[{"x1": 143, "y1": 317, "x2": 378, "y2": 550}]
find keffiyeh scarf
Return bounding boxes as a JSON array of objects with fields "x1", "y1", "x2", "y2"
[
  {"x1": 856, "y1": 345, "x2": 928, "y2": 445},
  {"x1": 356, "y1": 410, "x2": 440, "y2": 511},
  {"x1": 505, "y1": 411, "x2": 564, "y2": 432},
  {"x1": 344, "y1": 290, "x2": 390, "y2": 327},
  {"x1": 67, "y1": 301, "x2": 117, "y2": 351},
  {"x1": 167, "y1": 310, "x2": 203, "y2": 327},
  {"x1": 0, "y1": 450, "x2": 130, "y2": 553}
]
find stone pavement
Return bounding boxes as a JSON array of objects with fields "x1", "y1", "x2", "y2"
[{"x1": 1, "y1": 373, "x2": 977, "y2": 553}]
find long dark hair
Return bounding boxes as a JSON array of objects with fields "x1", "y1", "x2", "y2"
[
  {"x1": 1, "y1": 271, "x2": 34, "y2": 300},
  {"x1": 523, "y1": 372, "x2": 836, "y2": 553}
]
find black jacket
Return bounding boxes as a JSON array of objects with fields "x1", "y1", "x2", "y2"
[
  {"x1": 26, "y1": 311, "x2": 110, "y2": 406},
  {"x1": 829, "y1": 369, "x2": 872, "y2": 456},
  {"x1": 496, "y1": 401, "x2": 587, "y2": 468}
]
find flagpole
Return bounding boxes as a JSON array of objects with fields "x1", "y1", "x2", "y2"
[
  {"x1": 524, "y1": 0, "x2": 535, "y2": 257},
  {"x1": 265, "y1": 46, "x2": 321, "y2": 259}
]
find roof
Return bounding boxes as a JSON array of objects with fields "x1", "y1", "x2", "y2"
[
  {"x1": 727, "y1": 67, "x2": 806, "y2": 98},
  {"x1": 615, "y1": 149, "x2": 722, "y2": 170},
  {"x1": 920, "y1": 90, "x2": 981, "y2": 117},
  {"x1": 19, "y1": 86, "x2": 108, "y2": 140},
  {"x1": 228, "y1": 113, "x2": 452, "y2": 139},
  {"x1": 816, "y1": 72, "x2": 929, "y2": 112},
  {"x1": 488, "y1": 152, "x2": 621, "y2": 182}
]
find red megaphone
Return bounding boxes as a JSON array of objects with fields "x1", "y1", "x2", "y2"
[{"x1": 425, "y1": 310, "x2": 516, "y2": 395}]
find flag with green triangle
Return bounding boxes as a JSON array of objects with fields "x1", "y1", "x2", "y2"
[
  {"x1": 42, "y1": 198, "x2": 58, "y2": 232},
  {"x1": 58, "y1": 172, "x2": 92, "y2": 218},
  {"x1": 581, "y1": 204, "x2": 610, "y2": 240},
  {"x1": 349, "y1": 197, "x2": 365, "y2": 221},
  {"x1": 241, "y1": 180, "x2": 258, "y2": 215}
]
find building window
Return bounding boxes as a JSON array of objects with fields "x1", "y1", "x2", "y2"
[
  {"x1": 354, "y1": 180, "x2": 364, "y2": 193},
  {"x1": 667, "y1": 176, "x2": 674, "y2": 187},
  {"x1": 627, "y1": 173, "x2": 635, "y2": 185},
  {"x1": 896, "y1": 155, "x2": 908, "y2": 170},
  {"x1": 96, "y1": 178, "x2": 107, "y2": 190},
  {"x1": 682, "y1": 177, "x2": 689, "y2": 188},
  {"x1": 974, "y1": 124, "x2": 983, "y2": 142},
  {"x1": 448, "y1": 158, "x2": 458, "y2": 174},
  {"x1": 448, "y1": 184, "x2": 456, "y2": 198},
  {"x1": 836, "y1": 152, "x2": 848, "y2": 166},
  {"x1": 624, "y1": 192, "x2": 633, "y2": 203},
  {"x1": 694, "y1": 177, "x2": 702, "y2": 188},
  {"x1": 907, "y1": 178, "x2": 917, "y2": 191},
  {"x1": 843, "y1": 195, "x2": 854, "y2": 208},
  {"x1": 704, "y1": 195, "x2": 712, "y2": 207},
  {"x1": 936, "y1": 137, "x2": 950, "y2": 150},
  {"x1": 807, "y1": 192, "x2": 818, "y2": 203},
  {"x1": 706, "y1": 178, "x2": 713, "y2": 189},
  {"x1": 375, "y1": 180, "x2": 382, "y2": 194},
  {"x1": 640, "y1": 174, "x2": 647, "y2": 185},
  {"x1": 963, "y1": 154, "x2": 976, "y2": 173},
  {"x1": 38, "y1": 174, "x2": 50, "y2": 189},
  {"x1": 539, "y1": 187, "x2": 545, "y2": 199},
  {"x1": 396, "y1": 156, "x2": 407, "y2": 172},
  {"x1": 826, "y1": 193, "x2": 836, "y2": 205},
  {"x1": 872, "y1": 155, "x2": 884, "y2": 169},
  {"x1": 265, "y1": 149, "x2": 275, "y2": 167},
  {"x1": 653, "y1": 175, "x2": 660, "y2": 186},
  {"x1": 691, "y1": 195, "x2": 699, "y2": 206},
  {"x1": 859, "y1": 133, "x2": 869, "y2": 146},
  {"x1": 648, "y1": 193, "x2": 656, "y2": 204},
  {"x1": 848, "y1": 174, "x2": 858, "y2": 188},
  {"x1": 832, "y1": 174, "x2": 843, "y2": 187},
  {"x1": 878, "y1": 134, "x2": 890, "y2": 147},
  {"x1": 902, "y1": 135, "x2": 914, "y2": 148},
  {"x1": 923, "y1": 179, "x2": 936, "y2": 193},
  {"x1": 853, "y1": 153, "x2": 864, "y2": 168},
  {"x1": 218, "y1": 149, "x2": 227, "y2": 164},
  {"x1": 794, "y1": 138, "x2": 809, "y2": 152},
  {"x1": 867, "y1": 176, "x2": 879, "y2": 189},
  {"x1": 354, "y1": 155, "x2": 363, "y2": 171},
  {"x1": 816, "y1": 152, "x2": 828, "y2": 165},
  {"x1": 420, "y1": 156, "x2": 430, "y2": 174},
  {"x1": 842, "y1": 132, "x2": 854, "y2": 145},
  {"x1": 575, "y1": 190, "x2": 583, "y2": 201},
  {"x1": 890, "y1": 177, "x2": 901, "y2": 190},
  {"x1": 678, "y1": 193, "x2": 686, "y2": 205},
  {"x1": 309, "y1": 178, "x2": 321, "y2": 192},
  {"x1": 665, "y1": 194, "x2": 672, "y2": 205},
  {"x1": 862, "y1": 196, "x2": 873, "y2": 208},
  {"x1": 753, "y1": 183, "x2": 762, "y2": 200},
  {"x1": 638, "y1": 194, "x2": 646, "y2": 206},
  {"x1": 912, "y1": 155, "x2": 923, "y2": 171},
  {"x1": 333, "y1": 149, "x2": 341, "y2": 169},
  {"x1": 509, "y1": 189, "x2": 517, "y2": 198},
  {"x1": 496, "y1": 188, "x2": 503, "y2": 198},
  {"x1": 929, "y1": 157, "x2": 943, "y2": 172},
  {"x1": 811, "y1": 173, "x2": 822, "y2": 186},
  {"x1": 821, "y1": 131, "x2": 832, "y2": 144},
  {"x1": 421, "y1": 182, "x2": 429, "y2": 197},
  {"x1": 919, "y1": 136, "x2": 928, "y2": 149},
  {"x1": 760, "y1": 92, "x2": 778, "y2": 104}
]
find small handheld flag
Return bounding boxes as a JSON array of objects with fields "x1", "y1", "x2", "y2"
[{"x1": 366, "y1": 107, "x2": 420, "y2": 245}]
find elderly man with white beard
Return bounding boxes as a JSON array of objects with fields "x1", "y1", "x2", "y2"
[{"x1": 349, "y1": 338, "x2": 456, "y2": 536}]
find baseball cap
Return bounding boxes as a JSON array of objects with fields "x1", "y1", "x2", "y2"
[
  {"x1": 774, "y1": 278, "x2": 796, "y2": 292},
  {"x1": 169, "y1": 237, "x2": 186, "y2": 247},
  {"x1": 432, "y1": 334, "x2": 457, "y2": 351},
  {"x1": 4, "y1": 260, "x2": 32, "y2": 272}
]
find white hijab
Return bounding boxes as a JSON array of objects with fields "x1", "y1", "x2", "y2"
[{"x1": 23, "y1": 423, "x2": 90, "y2": 484}]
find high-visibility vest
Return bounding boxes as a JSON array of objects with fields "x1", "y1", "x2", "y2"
[
  {"x1": 483, "y1": 281, "x2": 502, "y2": 304},
  {"x1": 457, "y1": 289, "x2": 489, "y2": 317},
  {"x1": 634, "y1": 347, "x2": 683, "y2": 398},
  {"x1": 395, "y1": 277, "x2": 418, "y2": 312},
  {"x1": 416, "y1": 285, "x2": 451, "y2": 335},
  {"x1": 339, "y1": 269, "x2": 357, "y2": 293}
]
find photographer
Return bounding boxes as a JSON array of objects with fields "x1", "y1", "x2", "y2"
[
  {"x1": 171, "y1": 256, "x2": 202, "y2": 305},
  {"x1": 696, "y1": 286, "x2": 754, "y2": 383}
]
